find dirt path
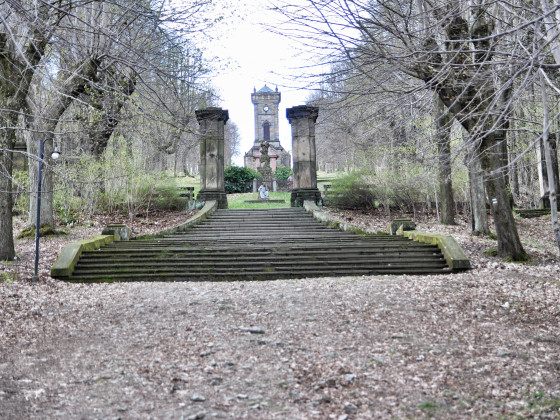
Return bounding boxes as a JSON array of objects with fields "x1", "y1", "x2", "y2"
[
  {"x1": 1, "y1": 269, "x2": 559, "y2": 419},
  {"x1": 1, "y1": 209, "x2": 559, "y2": 418}
]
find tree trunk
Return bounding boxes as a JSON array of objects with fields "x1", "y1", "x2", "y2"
[
  {"x1": 436, "y1": 91, "x2": 525, "y2": 258},
  {"x1": 0, "y1": 125, "x2": 15, "y2": 260},
  {"x1": 0, "y1": 27, "x2": 49, "y2": 259},
  {"x1": 466, "y1": 142, "x2": 489, "y2": 235},
  {"x1": 540, "y1": 72, "x2": 560, "y2": 252},
  {"x1": 27, "y1": 57, "x2": 99, "y2": 227},
  {"x1": 479, "y1": 131, "x2": 526, "y2": 259},
  {"x1": 435, "y1": 94, "x2": 455, "y2": 225},
  {"x1": 89, "y1": 75, "x2": 136, "y2": 159}
]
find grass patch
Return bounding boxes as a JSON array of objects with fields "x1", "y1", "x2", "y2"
[
  {"x1": 420, "y1": 401, "x2": 437, "y2": 411},
  {"x1": 524, "y1": 390, "x2": 560, "y2": 416},
  {"x1": 484, "y1": 248, "x2": 498, "y2": 257},
  {"x1": 227, "y1": 192, "x2": 291, "y2": 209},
  {"x1": 2, "y1": 272, "x2": 17, "y2": 283},
  {"x1": 506, "y1": 252, "x2": 531, "y2": 263}
]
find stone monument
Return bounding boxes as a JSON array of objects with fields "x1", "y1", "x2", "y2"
[
  {"x1": 287, "y1": 105, "x2": 322, "y2": 207},
  {"x1": 195, "y1": 107, "x2": 228, "y2": 209},
  {"x1": 258, "y1": 184, "x2": 269, "y2": 200},
  {"x1": 257, "y1": 141, "x2": 274, "y2": 189}
]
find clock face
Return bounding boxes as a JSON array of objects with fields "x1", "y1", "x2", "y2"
[{"x1": 263, "y1": 106, "x2": 269, "y2": 112}]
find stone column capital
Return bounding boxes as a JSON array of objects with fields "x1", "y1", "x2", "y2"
[
  {"x1": 286, "y1": 105, "x2": 318, "y2": 123},
  {"x1": 195, "y1": 107, "x2": 229, "y2": 123}
]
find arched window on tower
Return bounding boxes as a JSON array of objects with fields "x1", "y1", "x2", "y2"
[{"x1": 263, "y1": 121, "x2": 270, "y2": 142}]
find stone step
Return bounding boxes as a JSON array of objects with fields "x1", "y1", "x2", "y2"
[
  {"x1": 67, "y1": 267, "x2": 451, "y2": 283},
  {"x1": 191, "y1": 223, "x2": 332, "y2": 228},
  {"x1": 77, "y1": 253, "x2": 444, "y2": 264},
  {"x1": 95, "y1": 243, "x2": 438, "y2": 252},
  {"x1": 64, "y1": 207, "x2": 452, "y2": 282},
  {"x1": 72, "y1": 258, "x2": 447, "y2": 271}
]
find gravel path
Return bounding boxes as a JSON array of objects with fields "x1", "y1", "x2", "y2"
[
  {"x1": 1, "y1": 209, "x2": 559, "y2": 419},
  {"x1": 1, "y1": 269, "x2": 559, "y2": 419}
]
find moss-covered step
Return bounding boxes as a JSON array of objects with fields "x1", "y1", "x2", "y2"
[{"x1": 51, "y1": 235, "x2": 115, "y2": 278}]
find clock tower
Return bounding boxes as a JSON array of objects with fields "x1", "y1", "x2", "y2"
[
  {"x1": 251, "y1": 85, "x2": 281, "y2": 146},
  {"x1": 244, "y1": 85, "x2": 291, "y2": 170}
]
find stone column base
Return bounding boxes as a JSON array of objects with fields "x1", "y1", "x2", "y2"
[
  {"x1": 197, "y1": 191, "x2": 228, "y2": 209},
  {"x1": 291, "y1": 188, "x2": 322, "y2": 207}
]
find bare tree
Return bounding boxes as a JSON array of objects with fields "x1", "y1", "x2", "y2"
[
  {"x1": 434, "y1": 94, "x2": 456, "y2": 225},
  {"x1": 0, "y1": 1, "x2": 68, "y2": 259},
  {"x1": 275, "y1": 0, "x2": 534, "y2": 259},
  {"x1": 225, "y1": 120, "x2": 241, "y2": 166}
]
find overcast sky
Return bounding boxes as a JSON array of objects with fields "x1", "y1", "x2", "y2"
[{"x1": 200, "y1": 1, "x2": 313, "y2": 165}]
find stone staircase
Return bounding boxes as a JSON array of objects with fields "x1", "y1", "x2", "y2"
[{"x1": 66, "y1": 208, "x2": 451, "y2": 282}]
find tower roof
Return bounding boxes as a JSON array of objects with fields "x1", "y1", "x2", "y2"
[{"x1": 257, "y1": 85, "x2": 275, "y2": 93}]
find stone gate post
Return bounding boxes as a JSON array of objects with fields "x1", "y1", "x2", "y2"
[
  {"x1": 195, "y1": 107, "x2": 228, "y2": 209},
  {"x1": 287, "y1": 105, "x2": 321, "y2": 207}
]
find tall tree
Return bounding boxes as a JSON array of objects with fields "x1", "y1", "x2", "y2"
[
  {"x1": 434, "y1": 94, "x2": 456, "y2": 225},
  {"x1": 0, "y1": 1, "x2": 63, "y2": 259},
  {"x1": 276, "y1": 0, "x2": 530, "y2": 259}
]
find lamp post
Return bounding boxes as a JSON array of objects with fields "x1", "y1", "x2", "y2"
[{"x1": 32, "y1": 140, "x2": 60, "y2": 282}]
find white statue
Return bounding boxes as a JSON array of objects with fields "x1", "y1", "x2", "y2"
[{"x1": 258, "y1": 184, "x2": 269, "y2": 199}]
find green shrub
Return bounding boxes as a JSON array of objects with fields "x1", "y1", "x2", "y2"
[
  {"x1": 52, "y1": 137, "x2": 185, "y2": 220},
  {"x1": 327, "y1": 171, "x2": 377, "y2": 209},
  {"x1": 152, "y1": 180, "x2": 188, "y2": 211},
  {"x1": 274, "y1": 166, "x2": 292, "y2": 181},
  {"x1": 224, "y1": 165, "x2": 260, "y2": 193}
]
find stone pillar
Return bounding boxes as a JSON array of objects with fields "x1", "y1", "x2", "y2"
[
  {"x1": 196, "y1": 107, "x2": 228, "y2": 209},
  {"x1": 287, "y1": 105, "x2": 321, "y2": 207}
]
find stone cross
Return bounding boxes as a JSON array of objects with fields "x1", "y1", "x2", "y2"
[{"x1": 258, "y1": 141, "x2": 274, "y2": 189}]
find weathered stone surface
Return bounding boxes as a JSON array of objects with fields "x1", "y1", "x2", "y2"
[
  {"x1": 402, "y1": 230, "x2": 471, "y2": 271},
  {"x1": 134, "y1": 200, "x2": 218, "y2": 240},
  {"x1": 388, "y1": 218, "x2": 416, "y2": 235},
  {"x1": 50, "y1": 243, "x2": 84, "y2": 278},
  {"x1": 102, "y1": 224, "x2": 131, "y2": 241},
  {"x1": 305, "y1": 200, "x2": 470, "y2": 272},
  {"x1": 51, "y1": 235, "x2": 115, "y2": 278},
  {"x1": 56, "y1": 207, "x2": 454, "y2": 282},
  {"x1": 287, "y1": 106, "x2": 321, "y2": 206},
  {"x1": 196, "y1": 107, "x2": 228, "y2": 209}
]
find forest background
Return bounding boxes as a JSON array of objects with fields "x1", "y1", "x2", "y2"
[{"x1": 2, "y1": 0, "x2": 560, "y2": 267}]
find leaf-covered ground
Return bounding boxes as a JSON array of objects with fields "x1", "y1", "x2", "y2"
[{"x1": 1, "y1": 208, "x2": 559, "y2": 419}]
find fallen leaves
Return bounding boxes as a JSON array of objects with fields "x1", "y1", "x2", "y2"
[{"x1": 0, "y1": 208, "x2": 559, "y2": 418}]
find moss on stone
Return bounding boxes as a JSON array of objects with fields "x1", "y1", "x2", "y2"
[{"x1": 17, "y1": 225, "x2": 66, "y2": 239}]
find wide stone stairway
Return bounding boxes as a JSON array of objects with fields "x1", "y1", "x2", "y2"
[{"x1": 67, "y1": 207, "x2": 451, "y2": 282}]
